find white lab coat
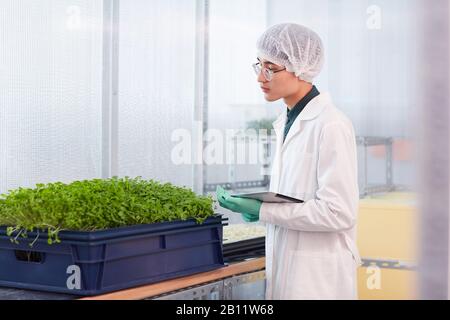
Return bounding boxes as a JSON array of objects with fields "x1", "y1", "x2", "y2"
[{"x1": 260, "y1": 92, "x2": 361, "y2": 300}]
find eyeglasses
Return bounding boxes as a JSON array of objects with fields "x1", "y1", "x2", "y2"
[{"x1": 252, "y1": 61, "x2": 286, "y2": 81}]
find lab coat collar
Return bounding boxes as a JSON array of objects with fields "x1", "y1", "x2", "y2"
[
  {"x1": 272, "y1": 92, "x2": 332, "y2": 150},
  {"x1": 298, "y1": 92, "x2": 331, "y2": 121},
  {"x1": 272, "y1": 92, "x2": 331, "y2": 131}
]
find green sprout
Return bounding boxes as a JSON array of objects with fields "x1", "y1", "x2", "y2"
[{"x1": 0, "y1": 177, "x2": 215, "y2": 245}]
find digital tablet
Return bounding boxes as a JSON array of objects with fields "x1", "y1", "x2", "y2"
[{"x1": 231, "y1": 191, "x2": 304, "y2": 203}]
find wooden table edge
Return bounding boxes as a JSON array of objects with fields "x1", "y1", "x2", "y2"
[{"x1": 80, "y1": 257, "x2": 265, "y2": 300}]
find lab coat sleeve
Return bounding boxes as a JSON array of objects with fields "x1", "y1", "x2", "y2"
[{"x1": 259, "y1": 121, "x2": 359, "y2": 232}]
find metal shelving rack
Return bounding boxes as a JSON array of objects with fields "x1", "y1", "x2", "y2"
[{"x1": 356, "y1": 136, "x2": 396, "y2": 197}]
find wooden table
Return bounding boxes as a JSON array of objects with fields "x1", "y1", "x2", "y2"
[{"x1": 81, "y1": 257, "x2": 265, "y2": 300}]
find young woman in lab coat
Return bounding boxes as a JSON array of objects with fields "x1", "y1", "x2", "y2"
[{"x1": 217, "y1": 23, "x2": 361, "y2": 300}]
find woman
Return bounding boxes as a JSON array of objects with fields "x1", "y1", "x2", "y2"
[{"x1": 217, "y1": 23, "x2": 361, "y2": 300}]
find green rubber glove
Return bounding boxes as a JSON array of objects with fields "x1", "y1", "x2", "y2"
[{"x1": 216, "y1": 186, "x2": 262, "y2": 222}]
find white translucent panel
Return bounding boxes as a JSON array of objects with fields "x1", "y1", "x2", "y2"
[
  {"x1": 117, "y1": 0, "x2": 196, "y2": 188},
  {"x1": 209, "y1": 0, "x2": 278, "y2": 132},
  {"x1": 207, "y1": 1, "x2": 275, "y2": 187},
  {"x1": 0, "y1": 0, "x2": 103, "y2": 194}
]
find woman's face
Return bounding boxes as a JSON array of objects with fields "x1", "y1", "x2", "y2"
[{"x1": 256, "y1": 58, "x2": 301, "y2": 102}]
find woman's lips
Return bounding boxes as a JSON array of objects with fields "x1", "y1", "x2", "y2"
[{"x1": 261, "y1": 87, "x2": 270, "y2": 93}]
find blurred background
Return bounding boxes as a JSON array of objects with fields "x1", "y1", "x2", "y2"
[{"x1": 0, "y1": 0, "x2": 448, "y2": 299}]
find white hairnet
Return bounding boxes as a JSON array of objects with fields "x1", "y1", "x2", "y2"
[{"x1": 256, "y1": 23, "x2": 325, "y2": 83}]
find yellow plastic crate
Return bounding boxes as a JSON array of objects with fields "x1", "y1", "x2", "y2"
[{"x1": 356, "y1": 192, "x2": 418, "y2": 299}]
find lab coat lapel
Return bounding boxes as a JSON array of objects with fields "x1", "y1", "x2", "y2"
[
  {"x1": 270, "y1": 111, "x2": 286, "y2": 192},
  {"x1": 281, "y1": 93, "x2": 330, "y2": 152},
  {"x1": 272, "y1": 111, "x2": 286, "y2": 147}
]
